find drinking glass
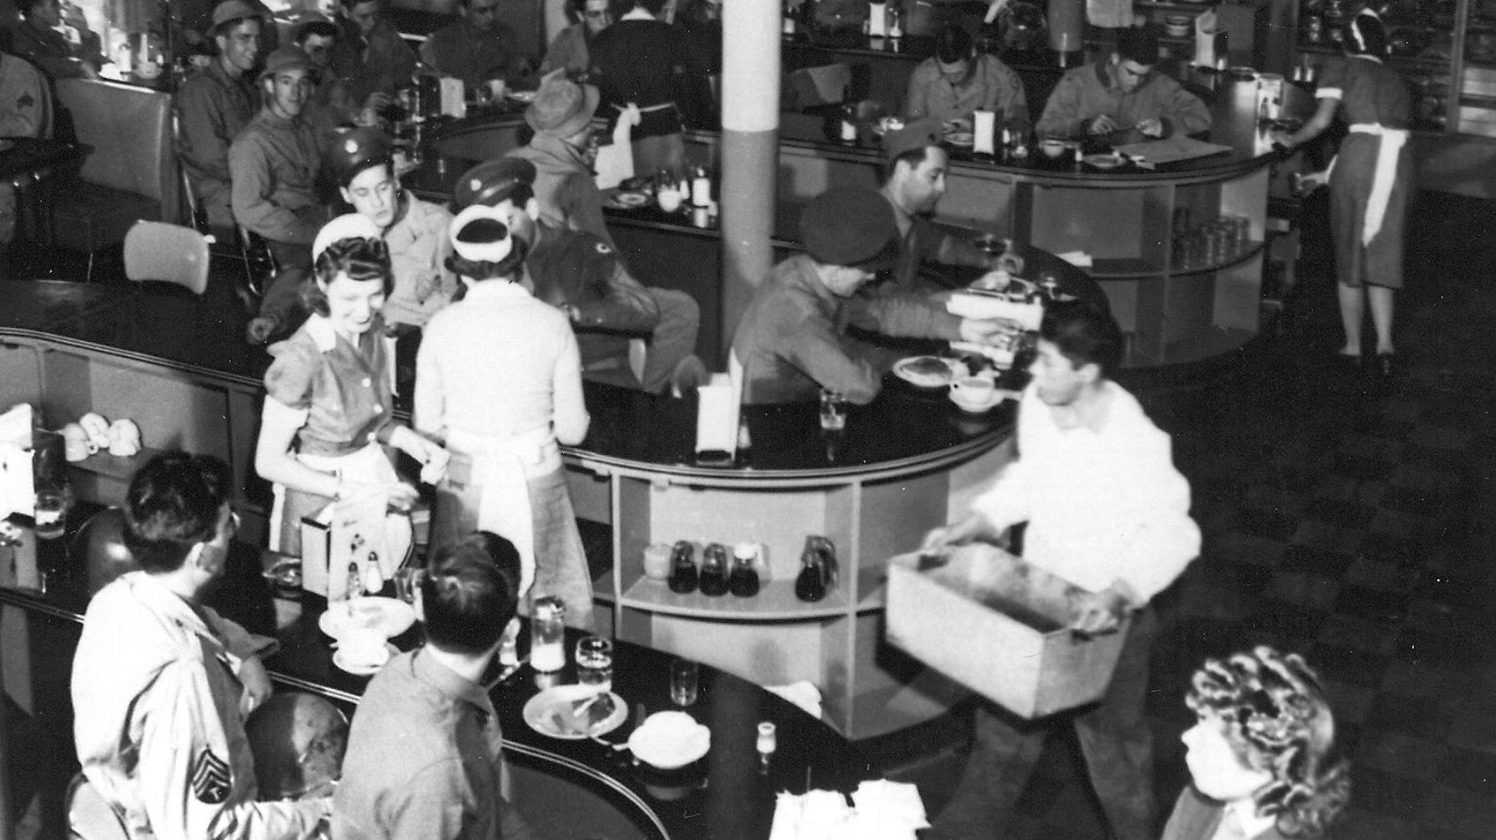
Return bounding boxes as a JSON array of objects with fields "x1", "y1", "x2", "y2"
[
  {"x1": 33, "y1": 489, "x2": 67, "y2": 540},
  {"x1": 575, "y1": 635, "x2": 613, "y2": 694},
  {"x1": 669, "y1": 657, "x2": 699, "y2": 706},
  {"x1": 819, "y1": 389, "x2": 847, "y2": 432}
]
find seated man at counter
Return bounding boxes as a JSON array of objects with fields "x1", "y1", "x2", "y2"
[
  {"x1": 295, "y1": 19, "x2": 382, "y2": 129},
  {"x1": 230, "y1": 45, "x2": 333, "y2": 274},
  {"x1": 505, "y1": 69, "x2": 615, "y2": 248},
  {"x1": 6, "y1": 0, "x2": 102, "y2": 80},
  {"x1": 539, "y1": 0, "x2": 614, "y2": 78},
  {"x1": 905, "y1": 25, "x2": 1028, "y2": 136},
  {"x1": 72, "y1": 451, "x2": 332, "y2": 840},
  {"x1": 1035, "y1": 25, "x2": 1211, "y2": 141},
  {"x1": 879, "y1": 119, "x2": 1005, "y2": 292},
  {"x1": 420, "y1": 0, "x2": 531, "y2": 91},
  {"x1": 331, "y1": 0, "x2": 417, "y2": 111},
  {"x1": 455, "y1": 157, "x2": 704, "y2": 395},
  {"x1": 334, "y1": 531, "x2": 537, "y2": 840},
  {"x1": 922, "y1": 302, "x2": 1200, "y2": 840},
  {"x1": 174, "y1": 0, "x2": 264, "y2": 238},
  {"x1": 733, "y1": 186, "x2": 1012, "y2": 405}
]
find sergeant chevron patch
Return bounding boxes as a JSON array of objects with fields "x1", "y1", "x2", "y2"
[{"x1": 191, "y1": 749, "x2": 231, "y2": 804}]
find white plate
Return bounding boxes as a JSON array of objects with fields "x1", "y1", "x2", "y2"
[
  {"x1": 506, "y1": 90, "x2": 537, "y2": 103},
  {"x1": 893, "y1": 356, "x2": 960, "y2": 388},
  {"x1": 950, "y1": 388, "x2": 1020, "y2": 413},
  {"x1": 628, "y1": 711, "x2": 712, "y2": 769},
  {"x1": 945, "y1": 131, "x2": 974, "y2": 147},
  {"x1": 610, "y1": 191, "x2": 648, "y2": 208},
  {"x1": 333, "y1": 643, "x2": 398, "y2": 675},
  {"x1": 523, "y1": 686, "x2": 628, "y2": 739},
  {"x1": 1083, "y1": 153, "x2": 1126, "y2": 169},
  {"x1": 318, "y1": 597, "x2": 416, "y2": 639}
]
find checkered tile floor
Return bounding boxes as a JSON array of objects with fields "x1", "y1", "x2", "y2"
[{"x1": 889, "y1": 192, "x2": 1496, "y2": 840}]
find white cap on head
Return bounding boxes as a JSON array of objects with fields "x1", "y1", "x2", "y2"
[
  {"x1": 448, "y1": 204, "x2": 515, "y2": 264},
  {"x1": 312, "y1": 213, "x2": 383, "y2": 263}
]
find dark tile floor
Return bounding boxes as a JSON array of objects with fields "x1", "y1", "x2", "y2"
[
  {"x1": 7, "y1": 191, "x2": 1496, "y2": 840},
  {"x1": 880, "y1": 192, "x2": 1496, "y2": 840}
]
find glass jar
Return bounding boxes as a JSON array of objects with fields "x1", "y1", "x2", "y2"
[
  {"x1": 530, "y1": 595, "x2": 566, "y2": 672},
  {"x1": 794, "y1": 536, "x2": 836, "y2": 602},
  {"x1": 668, "y1": 540, "x2": 699, "y2": 593},
  {"x1": 728, "y1": 543, "x2": 761, "y2": 597},
  {"x1": 699, "y1": 542, "x2": 730, "y2": 596}
]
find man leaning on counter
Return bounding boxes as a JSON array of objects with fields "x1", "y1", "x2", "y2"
[
  {"x1": 1035, "y1": 26, "x2": 1211, "y2": 141},
  {"x1": 732, "y1": 187, "x2": 1013, "y2": 406}
]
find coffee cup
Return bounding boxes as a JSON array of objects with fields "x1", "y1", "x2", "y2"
[
  {"x1": 1038, "y1": 138, "x2": 1067, "y2": 159},
  {"x1": 950, "y1": 376, "x2": 996, "y2": 410},
  {"x1": 339, "y1": 627, "x2": 390, "y2": 670},
  {"x1": 657, "y1": 186, "x2": 682, "y2": 213}
]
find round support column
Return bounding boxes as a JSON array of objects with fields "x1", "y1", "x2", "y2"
[
  {"x1": 719, "y1": 0, "x2": 780, "y2": 365},
  {"x1": 1048, "y1": 0, "x2": 1085, "y2": 64}
]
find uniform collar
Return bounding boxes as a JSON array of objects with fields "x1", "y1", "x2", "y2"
[
  {"x1": 462, "y1": 279, "x2": 532, "y2": 302},
  {"x1": 413, "y1": 648, "x2": 495, "y2": 716}
]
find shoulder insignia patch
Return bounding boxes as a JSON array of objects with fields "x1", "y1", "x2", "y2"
[{"x1": 191, "y1": 749, "x2": 231, "y2": 804}]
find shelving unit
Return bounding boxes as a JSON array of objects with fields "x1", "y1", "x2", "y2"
[
  {"x1": 1290, "y1": 0, "x2": 1496, "y2": 195},
  {"x1": 1083, "y1": 0, "x2": 1271, "y2": 69}
]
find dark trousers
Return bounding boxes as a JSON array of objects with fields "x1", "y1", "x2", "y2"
[{"x1": 932, "y1": 607, "x2": 1158, "y2": 840}]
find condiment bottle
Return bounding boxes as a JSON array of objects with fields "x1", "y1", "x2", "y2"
[
  {"x1": 795, "y1": 536, "x2": 833, "y2": 602},
  {"x1": 530, "y1": 595, "x2": 566, "y2": 672},
  {"x1": 668, "y1": 540, "x2": 699, "y2": 594},
  {"x1": 691, "y1": 167, "x2": 712, "y2": 207},
  {"x1": 699, "y1": 543, "x2": 730, "y2": 596},
  {"x1": 728, "y1": 543, "x2": 761, "y2": 597}
]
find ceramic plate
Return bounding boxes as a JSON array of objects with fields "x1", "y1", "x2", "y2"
[
  {"x1": 945, "y1": 131, "x2": 975, "y2": 147},
  {"x1": 506, "y1": 90, "x2": 537, "y2": 104},
  {"x1": 317, "y1": 597, "x2": 416, "y2": 639},
  {"x1": 523, "y1": 686, "x2": 628, "y2": 739},
  {"x1": 1083, "y1": 153, "x2": 1126, "y2": 169},
  {"x1": 893, "y1": 356, "x2": 960, "y2": 388},
  {"x1": 949, "y1": 388, "x2": 1020, "y2": 413},
  {"x1": 332, "y1": 642, "x2": 398, "y2": 675},
  {"x1": 610, "y1": 191, "x2": 649, "y2": 209}
]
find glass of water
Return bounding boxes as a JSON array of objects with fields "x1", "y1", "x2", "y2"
[
  {"x1": 575, "y1": 635, "x2": 613, "y2": 694},
  {"x1": 819, "y1": 389, "x2": 847, "y2": 432}
]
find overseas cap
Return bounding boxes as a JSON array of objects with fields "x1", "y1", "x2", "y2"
[
  {"x1": 453, "y1": 158, "x2": 536, "y2": 211},
  {"x1": 800, "y1": 187, "x2": 897, "y2": 268},
  {"x1": 313, "y1": 213, "x2": 382, "y2": 262},
  {"x1": 258, "y1": 45, "x2": 312, "y2": 82},
  {"x1": 882, "y1": 117, "x2": 942, "y2": 163},
  {"x1": 328, "y1": 127, "x2": 393, "y2": 187},
  {"x1": 525, "y1": 69, "x2": 600, "y2": 138}
]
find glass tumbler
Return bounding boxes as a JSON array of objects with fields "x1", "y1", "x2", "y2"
[{"x1": 575, "y1": 635, "x2": 613, "y2": 694}]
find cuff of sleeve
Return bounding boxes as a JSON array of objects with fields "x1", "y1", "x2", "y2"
[{"x1": 1110, "y1": 578, "x2": 1145, "y2": 609}]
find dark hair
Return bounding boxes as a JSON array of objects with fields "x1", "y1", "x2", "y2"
[
  {"x1": 18, "y1": 0, "x2": 49, "y2": 17},
  {"x1": 1039, "y1": 300, "x2": 1125, "y2": 378},
  {"x1": 879, "y1": 144, "x2": 933, "y2": 184},
  {"x1": 934, "y1": 25, "x2": 974, "y2": 65},
  {"x1": 300, "y1": 237, "x2": 393, "y2": 316},
  {"x1": 1116, "y1": 25, "x2": 1160, "y2": 66},
  {"x1": 1344, "y1": 11, "x2": 1388, "y2": 57},
  {"x1": 123, "y1": 451, "x2": 232, "y2": 574},
  {"x1": 444, "y1": 220, "x2": 530, "y2": 282},
  {"x1": 294, "y1": 20, "x2": 339, "y2": 45},
  {"x1": 339, "y1": 0, "x2": 376, "y2": 8},
  {"x1": 1187, "y1": 647, "x2": 1351, "y2": 839},
  {"x1": 420, "y1": 532, "x2": 521, "y2": 654}
]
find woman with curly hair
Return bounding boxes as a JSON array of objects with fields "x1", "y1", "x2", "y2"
[{"x1": 1165, "y1": 646, "x2": 1351, "y2": 840}]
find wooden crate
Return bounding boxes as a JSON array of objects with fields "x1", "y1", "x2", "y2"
[{"x1": 885, "y1": 544, "x2": 1130, "y2": 719}]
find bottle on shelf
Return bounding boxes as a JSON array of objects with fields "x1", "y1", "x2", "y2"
[
  {"x1": 782, "y1": 0, "x2": 797, "y2": 34},
  {"x1": 668, "y1": 540, "x2": 699, "y2": 593},
  {"x1": 794, "y1": 535, "x2": 836, "y2": 602},
  {"x1": 691, "y1": 167, "x2": 712, "y2": 208},
  {"x1": 699, "y1": 542, "x2": 730, "y2": 596},
  {"x1": 728, "y1": 543, "x2": 761, "y2": 597}
]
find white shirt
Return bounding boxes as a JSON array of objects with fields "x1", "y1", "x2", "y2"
[
  {"x1": 414, "y1": 280, "x2": 589, "y2": 446},
  {"x1": 970, "y1": 380, "x2": 1200, "y2": 602}
]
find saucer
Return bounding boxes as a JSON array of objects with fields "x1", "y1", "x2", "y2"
[
  {"x1": 1082, "y1": 153, "x2": 1126, "y2": 169},
  {"x1": 609, "y1": 191, "x2": 649, "y2": 209},
  {"x1": 332, "y1": 642, "x2": 397, "y2": 675},
  {"x1": 945, "y1": 131, "x2": 974, "y2": 147},
  {"x1": 949, "y1": 388, "x2": 1019, "y2": 413},
  {"x1": 893, "y1": 356, "x2": 960, "y2": 388}
]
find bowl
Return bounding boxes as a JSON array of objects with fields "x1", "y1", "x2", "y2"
[
  {"x1": 1038, "y1": 138, "x2": 1067, "y2": 159},
  {"x1": 627, "y1": 711, "x2": 712, "y2": 770},
  {"x1": 1164, "y1": 15, "x2": 1191, "y2": 36}
]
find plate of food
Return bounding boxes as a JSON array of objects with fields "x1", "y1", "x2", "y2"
[
  {"x1": 609, "y1": 191, "x2": 649, "y2": 209},
  {"x1": 945, "y1": 131, "x2": 975, "y2": 147},
  {"x1": 317, "y1": 596, "x2": 416, "y2": 639},
  {"x1": 893, "y1": 355, "x2": 961, "y2": 388},
  {"x1": 1082, "y1": 153, "x2": 1127, "y2": 169},
  {"x1": 523, "y1": 685, "x2": 628, "y2": 739}
]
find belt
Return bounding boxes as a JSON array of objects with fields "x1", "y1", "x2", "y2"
[{"x1": 1347, "y1": 122, "x2": 1409, "y2": 245}]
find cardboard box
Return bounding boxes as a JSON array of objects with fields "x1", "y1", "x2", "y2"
[{"x1": 885, "y1": 544, "x2": 1130, "y2": 719}]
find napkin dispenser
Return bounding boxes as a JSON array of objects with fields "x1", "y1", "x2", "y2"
[
  {"x1": 0, "y1": 404, "x2": 36, "y2": 520},
  {"x1": 300, "y1": 493, "x2": 408, "y2": 598},
  {"x1": 868, "y1": 2, "x2": 886, "y2": 35},
  {"x1": 439, "y1": 77, "x2": 467, "y2": 118},
  {"x1": 694, "y1": 372, "x2": 739, "y2": 464},
  {"x1": 972, "y1": 110, "x2": 996, "y2": 154},
  {"x1": 945, "y1": 293, "x2": 1044, "y2": 331}
]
